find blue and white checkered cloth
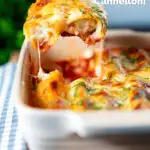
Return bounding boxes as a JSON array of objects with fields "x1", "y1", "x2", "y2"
[{"x1": 0, "y1": 63, "x2": 27, "y2": 150}]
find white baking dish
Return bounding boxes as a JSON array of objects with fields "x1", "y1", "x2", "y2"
[{"x1": 13, "y1": 30, "x2": 150, "y2": 150}]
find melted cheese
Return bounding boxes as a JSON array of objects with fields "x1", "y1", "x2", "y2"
[
  {"x1": 31, "y1": 48, "x2": 150, "y2": 111},
  {"x1": 24, "y1": 0, "x2": 107, "y2": 51}
]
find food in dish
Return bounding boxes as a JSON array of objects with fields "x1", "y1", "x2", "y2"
[
  {"x1": 24, "y1": 1, "x2": 150, "y2": 111},
  {"x1": 30, "y1": 48, "x2": 150, "y2": 111},
  {"x1": 24, "y1": 0, "x2": 107, "y2": 51}
]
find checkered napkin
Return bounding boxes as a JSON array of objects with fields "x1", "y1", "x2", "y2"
[{"x1": 0, "y1": 63, "x2": 27, "y2": 150}]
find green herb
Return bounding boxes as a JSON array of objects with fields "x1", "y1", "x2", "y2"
[
  {"x1": 91, "y1": 5, "x2": 104, "y2": 19},
  {"x1": 89, "y1": 13, "x2": 93, "y2": 17},
  {"x1": 116, "y1": 87, "x2": 131, "y2": 101},
  {"x1": 71, "y1": 81, "x2": 87, "y2": 98},
  {"x1": 122, "y1": 47, "x2": 139, "y2": 63},
  {"x1": 70, "y1": 87, "x2": 79, "y2": 98},
  {"x1": 74, "y1": 88, "x2": 79, "y2": 97},
  {"x1": 144, "y1": 77, "x2": 150, "y2": 80},
  {"x1": 130, "y1": 57, "x2": 137, "y2": 63},
  {"x1": 79, "y1": 8, "x2": 85, "y2": 14},
  {"x1": 72, "y1": 81, "x2": 102, "y2": 96},
  {"x1": 119, "y1": 56, "x2": 138, "y2": 71},
  {"x1": 87, "y1": 88, "x2": 102, "y2": 95},
  {"x1": 94, "y1": 105, "x2": 104, "y2": 110},
  {"x1": 132, "y1": 74, "x2": 150, "y2": 81},
  {"x1": 115, "y1": 100, "x2": 123, "y2": 107},
  {"x1": 73, "y1": 81, "x2": 87, "y2": 88},
  {"x1": 92, "y1": 5, "x2": 103, "y2": 14},
  {"x1": 77, "y1": 99, "x2": 84, "y2": 105}
]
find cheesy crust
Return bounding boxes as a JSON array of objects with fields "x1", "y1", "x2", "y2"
[
  {"x1": 30, "y1": 48, "x2": 150, "y2": 111},
  {"x1": 24, "y1": 0, "x2": 107, "y2": 51}
]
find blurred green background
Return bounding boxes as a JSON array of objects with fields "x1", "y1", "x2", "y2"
[{"x1": 0, "y1": 0, "x2": 34, "y2": 64}]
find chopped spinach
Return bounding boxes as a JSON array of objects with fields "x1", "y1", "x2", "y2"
[
  {"x1": 79, "y1": 8, "x2": 85, "y2": 14},
  {"x1": 91, "y1": 5, "x2": 104, "y2": 19},
  {"x1": 121, "y1": 56, "x2": 138, "y2": 71},
  {"x1": 87, "y1": 88, "x2": 102, "y2": 95},
  {"x1": 72, "y1": 81, "x2": 102, "y2": 96},
  {"x1": 77, "y1": 99, "x2": 84, "y2": 105},
  {"x1": 94, "y1": 105, "x2": 104, "y2": 110}
]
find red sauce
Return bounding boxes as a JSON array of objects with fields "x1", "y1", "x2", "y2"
[
  {"x1": 37, "y1": 0, "x2": 51, "y2": 7},
  {"x1": 56, "y1": 57, "x2": 96, "y2": 81}
]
